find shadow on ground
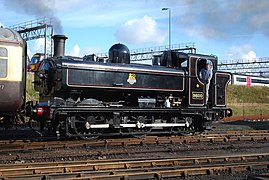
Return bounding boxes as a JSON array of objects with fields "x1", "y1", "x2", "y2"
[{"x1": 213, "y1": 120, "x2": 269, "y2": 132}]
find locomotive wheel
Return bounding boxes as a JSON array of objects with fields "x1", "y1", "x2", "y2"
[
  {"x1": 129, "y1": 116, "x2": 151, "y2": 138},
  {"x1": 180, "y1": 116, "x2": 206, "y2": 136},
  {"x1": 2, "y1": 115, "x2": 13, "y2": 129},
  {"x1": 170, "y1": 117, "x2": 196, "y2": 136},
  {"x1": 180, "y1": 117, "x2": 196, "y2": 136},
  {"x1": 14, "y1": 114, "x2": 25, "y2": 126},
  {"x1": 1, "y1": 114, "x2": 25, "y2": 129},
  {"x1": 69, "y1": 115, "x2": 100, "y2": 140}
]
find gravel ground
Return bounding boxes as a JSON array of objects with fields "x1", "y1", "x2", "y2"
[
  {"x1": 1, "y1": 140, "x2": 268, "y2": 164},
  {"x1": 1, "y1": 140, "x2": 269, "y2": 179},
  {"x1": 0, "y1": 121, "x2": 269, "y2": 179}
]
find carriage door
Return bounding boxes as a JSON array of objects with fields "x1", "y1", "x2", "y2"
[{"x1": 188, "y1": 57, "x2": 205, "y2": 106}]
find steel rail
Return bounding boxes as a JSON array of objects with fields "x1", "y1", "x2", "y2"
[
  {"x1": 63, "y1": 161, "x2": 269, "y2": 180},
  {"x1": 0, "y1": 153, "x2": 268, "y2": 179},
  {"x1": 2, "y1": 141, "x2": 269, "y2": 165},
  {"x1": 0, "y1": 130, "x2": 269, "y2": 152}
]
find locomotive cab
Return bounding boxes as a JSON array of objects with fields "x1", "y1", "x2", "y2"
[
  {"x1": 188, "y1": 55, "x2": 217, "y2": 107},
  {"x1": 187, "y1": 55, "x2": 232, "y2": 119},
  {"x1": 160, "y1": 51, "x2": 188, "y2": 68}
]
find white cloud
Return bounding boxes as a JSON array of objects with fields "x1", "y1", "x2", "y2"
[
  {"x1": 69, "y1": 44, "x2": 80, "y2": 56},
  {"x1": 27, "y1": 48, "x2": 31, "y2": 62},
  {"x1": 27, "y1": 38, "x2": 44, "y2": 58},
  {"x1": 33, "y1": 38, "x2": 45, "y2": 53},
  {"x1": 242, "y1": 50, "x2": 257, "y2": 62},
  {"x1": 81, "y1": 46, "x2": 102, "y2": 55},
  {"x1": 115, "y1": 15, "x2": 166, "y2": 45},
  {"x1": 0, "y1": 22, "x2": 4, "y2": 27},
  {"x1": 185, "y1": 26, "x2": 225, "y2": 39},
  {"x1": 222, "y1": 44, "x2": 257, "y2": 62},
  {"x1": 66, "y1": 44, "x2": 102, "y2": 57}
]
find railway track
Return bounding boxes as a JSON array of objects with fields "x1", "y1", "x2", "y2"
[
  {"x1": 2, "y1": 138, "x2": 269, "y2": 165},
  {"x1": 0, "y1": 130, "x2": 269, "y2": 152},
  {"x1": 0, "y1": 153, "x2": 268, "y2": 179}
]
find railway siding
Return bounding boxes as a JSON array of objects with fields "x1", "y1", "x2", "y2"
[
  {"x1": 0, "y1": 153, "x2": 268, "y2": 179},
  {"x1": 0, "y1": 130, "x2": 269, "y2": 152}
]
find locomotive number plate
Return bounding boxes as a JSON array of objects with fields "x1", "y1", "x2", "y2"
[{"x1": 192, "y1": 92, "x2": 203, "y2": 100}]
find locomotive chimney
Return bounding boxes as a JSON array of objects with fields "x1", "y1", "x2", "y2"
[{"x1": 52, "y1": 35, "x2": 68, "y2": 57}]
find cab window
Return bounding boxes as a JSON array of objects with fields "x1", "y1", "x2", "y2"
[
  {"x1": 180, "y1": 59, "x2": 188, "y2": 68},
  {"x1": 197, "y1": 59, "x2": 207, "y2": 74},
  {"x1": 197, "y1": 59, "x2": 213, "y2": 81}
]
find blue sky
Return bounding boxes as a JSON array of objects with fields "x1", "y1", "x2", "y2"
[{"x1": 1, "y1": 0, "x2": 269, "y2": 62}]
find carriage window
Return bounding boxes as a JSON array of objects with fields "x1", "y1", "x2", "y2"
[
  {"x1": 0, "y1": 47, "x2": 7, "y2": 57},
  {"x1": 236, "y1": 77, "x2": 246, "y2": 82},
  {"x1": 251, "y1": 79, "x2": 269, "y2": 84},
  {"x1": 260, "y1": 80, "x2": 269, "y2": 84},
  {"x1": 0, "y1": 47, "x2": 8, "y2": 78},
  {"x1": 251, "y1": 79, "x2": 260, "y2": 83},
  {"x1": 0, "y1": 59, "x2": 7, "y2": 78}
]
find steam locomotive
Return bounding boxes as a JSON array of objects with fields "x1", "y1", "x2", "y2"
[
  {"x1": 25, "y1": 35, "x2": 232, "y2": 139},
  {"x1": 0, "y1": 27, "x2": 232, "y2": 139}
]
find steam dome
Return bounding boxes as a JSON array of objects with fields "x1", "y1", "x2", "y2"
[{"x1": 108, "y1": 43, "x2": 130, "y2": 64}]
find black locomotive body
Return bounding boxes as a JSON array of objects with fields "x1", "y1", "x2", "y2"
[{"x1": 28, "y1": 35, "x2": 232, "y2": 139}]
